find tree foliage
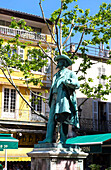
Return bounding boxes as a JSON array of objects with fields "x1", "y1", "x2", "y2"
[
  {"x1": 40, "y1": 0, "x2": 111, "y2": 101},
  {"x1": 0, "y1": 0, "x2": 111, "y2": 120}
]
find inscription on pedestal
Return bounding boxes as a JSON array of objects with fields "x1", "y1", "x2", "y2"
[
  {"x1": 51, "y1": 159, "x2": 83, "y2": 170},
  {"x1": 28, "y1": 144, "x2": 88, "y2": 170}
]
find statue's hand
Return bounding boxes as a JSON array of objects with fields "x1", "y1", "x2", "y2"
[
  {"x1": 64, "y1": 79, "x2": 77, "y2": 89},
  {"x1": 64, "y1": 79, "x2": 71, "y2": 85},
  {"x1": 62, "y1": 79, "x2": 69, "y2": 86},
  {"x1": 62, "y1": 79, "x2": 72, "y2": 88}
]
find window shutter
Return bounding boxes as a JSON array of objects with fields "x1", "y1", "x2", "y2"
[
  {"x1": 92, "y1": 100, "x2": 98, "y2": 131},
  {"x1": 106, "y1": 102, "x2": 111, "y2": 121},
  {"x1": 18, "y1": 46, "x2": 24, "y2": 60},
  {"x1": 98, "y1": 67, "x2": 101, "y2": 84},
  {"x1": 98, "y1": 66, "x2": 106, "y2": 86},
  {"x1": 102, "y1": 66, "x2": 105, "y2": 86},
  {"x1": 106, "y1": 102, "x2": 111, "y2": 131},
  {"x1": 28, "y1": 54, "x2": 32, "y2": 61},
  {"x1": 44, "y1": 52, "x2": 51, "y2": 79}
]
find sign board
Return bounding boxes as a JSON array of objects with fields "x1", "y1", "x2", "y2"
[{"x1": 81, "y1": 145, "x2": 102, "y2": 153}]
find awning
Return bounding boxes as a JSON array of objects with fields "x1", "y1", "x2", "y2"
[
  {"x1": 0, "y1": 148, "x2": 33, "y2": 161},
  {"x1": 66, "y1": 133, "x2": 111, "y2": 153},
  {"x1": 0, "y1": 134, "x2": 18, "y2": 150},
  {"x1": 0, "y1": 133, "x2": 19, "y2": 169}
]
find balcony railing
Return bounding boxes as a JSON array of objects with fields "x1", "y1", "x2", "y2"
[
  {"x1": 0, "y1": 25, "x2": 46, "y2": 41},
  {"x1": 66, "y1": 43, "x2": 110, "y2": 58},
  {"x1": 79, "y1": 118, "x2": 111, "y2": 133},
  {"x1": 1, "y1": 108, "x2": 46, "y2": 122}
]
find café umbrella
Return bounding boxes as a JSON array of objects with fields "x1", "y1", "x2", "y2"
[{"x1": 0, "y1": 134, "x2": 18, "y2": 170}]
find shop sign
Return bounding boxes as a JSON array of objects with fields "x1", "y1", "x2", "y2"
[
  {"x1": 81, "y1": 146, "x2": 90, "y2": 153},
  {"x1": 0, "y1": 142, "x2": 18, "y2": 149},
  {"x1": 81, "y1": 144, "x2": 102, "y2": 153},
  {"x1": 18, "y1": 133, "x2": 44, "y2": 146},
  {"x1": 0, "y1": 144, "x2": 8, "y2": 149}
]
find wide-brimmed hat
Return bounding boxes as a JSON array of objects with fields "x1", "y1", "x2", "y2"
[{"x1": 54, "y1": 54, "x2": 72, "y2": 66}]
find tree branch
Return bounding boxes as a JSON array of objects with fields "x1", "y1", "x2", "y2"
[
  {"x1": 39, "y1": 0, "x2": 56, "y2": 44},
  {"x1": 55, "y1": 25, "x2": 61, "y2": 55},
  {"x1": 37, "y1": 43, "x2": 57, "y2": 65},
  {"x1": 63, "y1": 19, "x2": 74, "y2": 46},
  {"x1": 75, "y1": 65, "x2": 81, "y2": 75},
  {"x1": 73, "y1": 20, "x2": 111, "y2": 31},
  {"x1": 54, "y1": 1, "x2": 63, "y2": 55},
  {"x1": 38, "y1": 33, "x2": 57, "y2": 60},
  {"x1": 25, "y1": 80, "x2": 48, "y2": 100},
  {"x1": 78, "y1": 98, "x2": 89, "y2": 111},
  {"x1": 71, "y1": 30, "x2": 85, "y2": 59},
  {"x1": 55, "y1": 1, "x2": 63, "y2": 25}
]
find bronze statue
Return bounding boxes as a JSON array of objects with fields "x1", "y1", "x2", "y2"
[{"x1": 39, "y1": 54, "x2": 80, "y2": 144}]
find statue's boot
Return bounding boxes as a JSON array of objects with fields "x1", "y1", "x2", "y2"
[
  {"x1": 38, "y1": 99, "x2": 56, "y2": 144},
  {"x1": 38, "y1": 129, "x2": 53, "y2": 144},
  {"x1": 60, "y1": 123, "x2": 68, "y2": 144},
  {"x1": 38, "y1": 138, "x2": 52, "y2": 144},
  {"x1": 38, "y1": 118, "x2": 55, "y2": 144}
]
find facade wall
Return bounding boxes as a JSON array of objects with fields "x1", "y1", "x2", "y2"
[
  {"x1": 0, "y1": 9, "x2": 53, "y2": 123},
  {"x1": 73, "y1": 57, "x2": 111, "y2": 124},
  {"x1": 77, "y1": 98, "x2": 93, "y2": 119},
  {"x1": 73, "y1": 57, "x2": 111, "y2": 100}
]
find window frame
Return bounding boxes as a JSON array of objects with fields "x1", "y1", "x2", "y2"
[
  {"x1": 98, "y1": 65, "x2": 106, "y2": 86},
  {"x1": 27, "y1": 55, "x2": 44, "y2": 74},
  {"x1": 30, "y1": 91, "x2": 42, "y2": 113},
  {"x1": 2, "y1": 86, "x2": 19, "y2": 119},
  {"x1": 6, "y1": 46, "x2": 24, "y2": 71},
  {"x1": 29, "y1": 90, "x2": 45, "y2": 120}
]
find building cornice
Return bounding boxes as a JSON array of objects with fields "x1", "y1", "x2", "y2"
[{"x1": 0, "y1": 8, "x2": 53, "y2": 25}]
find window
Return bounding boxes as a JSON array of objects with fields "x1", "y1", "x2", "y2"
[
  {"x1": 44, "y1": 51, "x2": 51, "y2": 80},
  {"x1": 31, "y1": 92, "x2": 42, "y2": 113},
  {"x1": 8, "y1": 46, "x2": 24, "y2": 60},
  {"x1": 3, "y1": 88, "x2": 16, "y2": 113},
  {"x1": 28, "y1": 55, "x2": 42, "y2": 72},
  {"x1": 7, "y1": 46, "x2": 24, "y2": 69},
  {"x1": 44, "y1": 52, "x2": 51, "y2": 74},
  {"x1": 30, "y1": 26, "x2": 41, "y2": 33},
  {"x1": 27, "y1": 54, "x2": 32, "y2": 61},
  {"x1": 98, "y1": 65, "x2": 105, "y2": 86},
  {"x1": 8, "y1": 49, "x2": 16, "y2": 58},
  {"x1": 18, "y1": 46, "x2": 24, "y2": 60},
  {"x1": 0, "y1": 20, "x2": 10, "y2": 27}
]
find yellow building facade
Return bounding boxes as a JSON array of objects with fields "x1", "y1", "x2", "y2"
[{"x1": 0, "y1": 8, "x2": 55, "y2": 163}]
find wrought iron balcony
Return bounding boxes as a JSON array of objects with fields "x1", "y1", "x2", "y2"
[
  {"x1": 0, "y1": 25, "x2": 46, "y2": 41},
  {"x1": 79, "y1": 118, "x2": 111, "y2": 133},
  {"x1": 66, "y1": 43, "x2": 110, "y2": 58}
]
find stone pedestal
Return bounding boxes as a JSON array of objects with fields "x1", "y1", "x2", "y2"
[{"x1": 28, "y1": 143, "x2": 88, "y2": 170}]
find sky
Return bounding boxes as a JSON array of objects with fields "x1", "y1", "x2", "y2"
[
  {"x1": 0, "y1": 0, "x2": 111, "y2": 48},
  {"x1": 0, "y1": 0, "x2": 111, "y2": 18}
]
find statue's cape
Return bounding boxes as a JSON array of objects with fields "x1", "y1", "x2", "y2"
[{"x1": 49, "y1": 68, "x2": 80, "y2": 128}]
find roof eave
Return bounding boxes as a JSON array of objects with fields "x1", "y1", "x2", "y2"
[{"x1": 0, "y1": 8, "x2": 53, "y2": 25}]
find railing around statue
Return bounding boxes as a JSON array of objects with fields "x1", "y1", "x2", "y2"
[{"x1": 79, "y1": 118, "x2": 111, "y2": 132}]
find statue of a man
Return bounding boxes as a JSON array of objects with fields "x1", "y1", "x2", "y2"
[{"x1": 39, "y1": 54, "x2": 80, "y2": 144}]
